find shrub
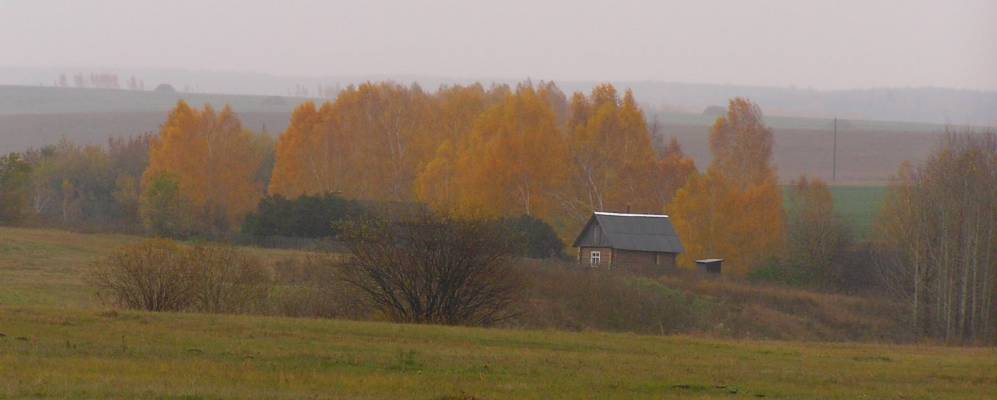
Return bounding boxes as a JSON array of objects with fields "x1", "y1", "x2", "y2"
[
  {"x1": 87, "y1": 240, "x2": 272, "y2": 313},
  {"x1": 0, "y1": 153, "x2": 32, "y2": 224},
  {"x1": 499, "y1": 215, "x2": 565, "y2": 259},
  {"x1": 337, "y1": 213, "x2": 523, "y2": 326},
  {"x1": 269, "y1": 255, "x2": 370, "y2": 318},
  {"x1": 191, "y1": 246, "x2": 272, "y2": 313},
  {"x1": 87, "y1": 239, "x2": 199, "y2": 311},
  {"x1": 242, "y1": 193, "x2": 363, "y2": 238},
  {"x1": 140, "y1": 173, "x2": 195, "y2": 238}
]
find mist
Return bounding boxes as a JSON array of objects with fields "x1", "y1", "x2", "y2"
[{"x1": 1, "y1": 0, "x2": 995, "y2": 91}]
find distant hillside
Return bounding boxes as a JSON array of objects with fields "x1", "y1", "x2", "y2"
[
  {"x1": 0, "y1": 85, "x2": 309, "y2": 115},
  {"x1": 0, "y1": 85, "x2": 954, "y2": 184},
  {"x1": 0, "y1": 111, "x2": 291, "y2": 154},
  {"x1": 4, "y1": 66, "x2": 996, "y2": 125}
]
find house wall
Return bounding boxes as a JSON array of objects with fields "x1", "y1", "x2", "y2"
[
  {"x1": 579, "y1": 247, "x2": 613, "y2": 267},
  {"x1": 613, "y1": 250, "x2": 678, "y2": 276}
]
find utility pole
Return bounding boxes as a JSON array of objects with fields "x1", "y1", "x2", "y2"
[{"x1": 832, "y1": 117, "x2": 838, "y2": 182}]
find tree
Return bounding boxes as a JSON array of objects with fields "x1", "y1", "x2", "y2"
[
  {"x1": 656, "y1": 137, "x2": 697, "y2": 208},
  {"x1": 565, "y1": 85, "x2": 661, "y2": 216},
  {"x1": 337, "y1": 213, "x2": 523, "y2": 326},
  {"x1": 140, "y1": 173, "x2": 194, "y2": 238},
  {"x1": 141, "y1": 101, "x2": 265, "y2": 234},
  {"x1": 455, "y1": 84, "x2": 571, "y2": 221},
  {"x1": 784, "y1": 176, "x2": 851, "y2": 286},
  {"x1": 670, "y1": 98, "x2": 784, "y2": 275},
  {"x1": 499, "y1": 215, "x2": 565, "y2": 259},
  {"x1": 0, "y1": 153, "x2": 32, "y2": 224},
  {"x1": 414, "y1": 84, "x2": 503, "y2": 212},
  {"x1": 22, "y1": 139, "x2": 118, "y2": 227},
  {"x1": 242, "y1": 193, "x2": 363, "y2": 238},
  {"x1": 708, "y1": 97, "x2": 775, "y2": 189},
  {"x1": 876, "y1": 130, "x2": 996, "y2": 343},
  {"x1": 670, "y1": 169, "x2": 784, "y2": 275},
  {"x1": 270, "y1": 83, "x2": 436, "y2": 201}
]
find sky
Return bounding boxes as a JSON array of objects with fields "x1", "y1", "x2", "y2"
[{"x1": 1, "y1": 0, "x2": 995, "y2": 91}]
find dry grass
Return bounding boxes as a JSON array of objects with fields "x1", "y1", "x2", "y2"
[
  {"x1": 660, "y1": 276, "x2": 908, "y2": 342},
  {"x1": 1, "y1": 306, "x2": 995, "y2": 399},
  {"x1": 1, "y1": 227, "x2": 994, "y2": 398}
]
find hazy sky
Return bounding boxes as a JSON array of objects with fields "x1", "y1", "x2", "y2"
[{"x1": 2, "y1": 0, "x2": 995, "y2": 90}]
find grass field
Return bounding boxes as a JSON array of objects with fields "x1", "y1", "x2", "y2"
[
  {"x1": 2, "y1": 226, "x2": 995, "y2": 399},
  {"x1": 783, "y1": 185, "x2": 888, "y2": 239},
  {"x1": 3, "y1": 306, "x2": 996, "y2": 399}
]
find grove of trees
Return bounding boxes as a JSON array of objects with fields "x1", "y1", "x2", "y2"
[{"x1": 876, "y1": 131, "x2": 996, "y2": 343}]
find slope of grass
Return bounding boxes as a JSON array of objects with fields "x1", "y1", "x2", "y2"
[
  {"x1": 829, "y1": 185, "x2": 888, "y2": 238},
  {"x1": 0, "y1": 227, "x2": 305, "y2": 309},
  {"x1": 2, "y1": 227, "x2": 993, "y2": 398},
  {"x1": 783, "y1": 185, "x2": 887, "y2": 239},
  {"x1": 1, "y1": 306, "x2": 995, "y2": 399}
]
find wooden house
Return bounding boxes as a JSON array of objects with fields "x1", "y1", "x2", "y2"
[{"x1": 571, "y1": 212, "x2": 684, "y2": 275}]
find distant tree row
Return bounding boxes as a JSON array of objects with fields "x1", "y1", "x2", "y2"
[{"x1": 54, "y1": 73, "x2": 145, "y2": 90}]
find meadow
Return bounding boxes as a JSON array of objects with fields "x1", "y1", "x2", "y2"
[
  {"x1": 1, "y1": 226, "x2": 995, "y2": 399},
  {"x1": 783, "y1": 185, "x2": 888, "y2": 239}
]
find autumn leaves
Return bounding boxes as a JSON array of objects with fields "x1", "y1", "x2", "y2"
[
  {"x1": 671, "y1": 98, "x2": 785, "y2": 274},
  {"x1": 267, "y1": 82, "x2": 690, "y2": 237},
  {"x1": 140, "y1": 82, "x2": 783, "y2": 274},
  {"x1": 141, "y1": 103, "x2": 267, "y2": 236}
]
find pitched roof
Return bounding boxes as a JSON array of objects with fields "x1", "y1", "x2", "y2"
[{"x1": 572, "y1": 212, "x2": 684, "y2": 253}]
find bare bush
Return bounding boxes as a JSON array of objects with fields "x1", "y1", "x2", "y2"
[
  {"x1": 87, "y1": 239, "x2": 199, "y2": 311},
  {"x1": 337, "y1": 214, "x2": 522, "y2": 326},
  {"x1": 191, "y1": 246, "x2": 272, "y2": 313},
  {"x1": 87, "y1": 240, "x2": 272, "y2": 313},
  {"x1": 269, "y1": 255, "x2": 370, "y2": 318}
]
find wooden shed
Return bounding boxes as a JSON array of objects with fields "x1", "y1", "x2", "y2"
[{"x1": 572, "y1": 212, "x2": 684, "y2": 275}]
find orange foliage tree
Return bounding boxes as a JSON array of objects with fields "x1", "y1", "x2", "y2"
[
  {"x1": 414, "y1": 84, "x2": 507, "y2": 211},
  {"x1": 670, "y1": 97, "x2": 784, "y2": 274},
  {"x1": 141, "y1": 101, "x2": 265, "y2": 234},
  {"x1": 270, "y1": 82, "x2": 435, "y2": 201},
  {"x1": 270, "y1": 80, "x2": 694, "y2": 243},
  {"x1": 453, "y1": 84, "x2": 571, "y2": 221}
]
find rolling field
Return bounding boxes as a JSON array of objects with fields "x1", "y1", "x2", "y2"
[
  {"x1": 1, "y1": 227, "x2": 996, "y2": 399},
  {"x1": 783, "y1": 185, "x2": 888, "y2": 239},
  {"x1": 3, "y1": 306, "x2": 996, "y2": 399}
]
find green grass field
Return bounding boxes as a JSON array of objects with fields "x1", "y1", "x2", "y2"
[
  {"x1": 784, "y1": 185, "x2": 887, "y2": 239},
  {"x1": 2, "y1": 226, "x2": 995, "y2": 399}
]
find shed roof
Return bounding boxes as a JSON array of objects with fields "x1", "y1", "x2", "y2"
[{"x1": 572, "y1": 212, "x2": 684, "y2": 254}]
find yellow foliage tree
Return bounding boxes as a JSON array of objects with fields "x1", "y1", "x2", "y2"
[
  {"x1": 141, "y1": 101, "x2": 264, "y2": 234},
  {"x1": 657, "y1": 137, "x2": 697, "y2": 207},
  {"x1": 565, "y1": 85, "x2": 661, "y2": 216},
  {"x1": 454, "y1": 84, "x2": 570, "y2": 221},
  {"x1": 670, "y1": 98, "x2": 784, "y2": 274}
]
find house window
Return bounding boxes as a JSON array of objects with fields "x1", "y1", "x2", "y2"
[{"x1": 590, "y1": 250, "x2": 601, "y2": 266}]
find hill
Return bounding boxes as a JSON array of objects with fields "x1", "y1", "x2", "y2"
[
  {"x1": 5, "y1": 67, "x2": 997, "y2": 125},
  {"x1": 0, "y1": 85, "x2": 309, "y2": 115},
  {"x1": 2, "y1": 227, "x2": 995, "y2": 398}
]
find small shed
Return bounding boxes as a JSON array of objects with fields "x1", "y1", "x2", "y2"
[
  {"x1": 572, "y1": 212, "x2": 684, "y2": 274},
  {"x1": 695, "y1": 258, "x2": 724, "y2": 274}
]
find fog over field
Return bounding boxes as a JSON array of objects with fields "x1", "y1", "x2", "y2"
[{"x1": 1, "y1": 0, "x2": 995, "y2": 125}]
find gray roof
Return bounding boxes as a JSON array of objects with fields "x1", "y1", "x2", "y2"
[{"x1": 572, "y1": 212, "x2": 684, "y2": 253}]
